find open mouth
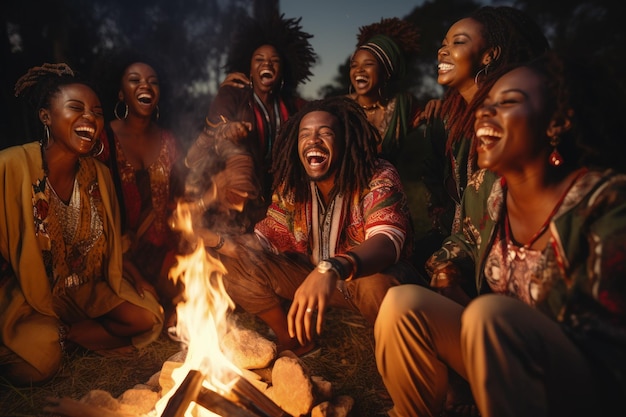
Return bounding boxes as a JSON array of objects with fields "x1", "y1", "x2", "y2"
[
  {"x1": 259, "y1": 69, "x2": 275, "y2": 85},
  {"x1": 354, "y1": 75, "x2": 368, "y2": 89},
  {"x1": 305, "y1": 149, "x2": 328, "y2": 167},
  {"x1": 475, "y1": 126, "x2": 501, "y2": 149},
  {"x1": 138, "y1": 93, "x2": 153, "y2": 104},
  {"x1": 438, "y1": 63, "x2": 454, "y2": 72},
  {"x1": 75, "y1": 126, "x2": 95, "y2": 141}
]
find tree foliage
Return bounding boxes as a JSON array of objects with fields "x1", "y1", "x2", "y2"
[
  {"x1": 317, "y1": 0, "x2": 626, "y2": 112},
  {"x1": 1, "y1": 0, "x2": 625, "y2": 149},
  {"x1": 1, "y1": 0, "x2": 253, "y2": 148}
]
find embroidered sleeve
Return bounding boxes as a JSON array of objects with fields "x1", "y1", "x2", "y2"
[{"x1": 361, "y1": 160, "x2": 411, "y2": 262}]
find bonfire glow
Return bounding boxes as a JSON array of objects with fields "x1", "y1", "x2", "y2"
[{"x1": 154, "y1": 204, "x2": 242, "y2": 416}]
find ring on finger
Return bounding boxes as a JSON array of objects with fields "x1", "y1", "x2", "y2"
[{"x1": 305, "y1": 307, "x2": 313, "y2": 313}]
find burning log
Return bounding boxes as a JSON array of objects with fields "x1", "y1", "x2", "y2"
[
  {"x1": 160, "y1": 369, "x2": 204, "y2": 417},
  {"x1": 161, "y1": 369, "x2": 292, "y2": 417}
]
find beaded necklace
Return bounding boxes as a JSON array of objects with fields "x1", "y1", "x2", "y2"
[
  {"x1": 504, "y1": 168, "x2": 588, "y2": 255},
  {"x1": 253, "y1": 92, "x2": 280, "y2": 159}
]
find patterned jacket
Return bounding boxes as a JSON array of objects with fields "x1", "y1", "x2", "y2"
[
  {"x1": 427, "y1": 168, "x2": 626, "y2": 394},
  {"x1": 255, "y1": 159, "x2": 414, "y2": 265}
]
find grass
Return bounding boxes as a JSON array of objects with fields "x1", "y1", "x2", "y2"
[{"x1": 0, "y1": 308, "x2": 391, "y2": 417}]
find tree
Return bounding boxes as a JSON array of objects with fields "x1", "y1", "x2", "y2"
[{"x1": 1, "y1": 0, "x2": 254, "y2": 149}]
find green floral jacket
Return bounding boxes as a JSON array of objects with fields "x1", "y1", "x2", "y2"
[{"x1": 427, "y1": 168, "x2": 626, "y2": 397}]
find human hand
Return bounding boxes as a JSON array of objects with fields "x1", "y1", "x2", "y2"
[
  {"x1": 216, "y1": 121, "x2": 252, "y2": 143},
  {"x1": 424, "y1": 98, "x2": 442, "y2": 120},
  {"x1": 413, "y1": 98, "x2": 443, "y2": 127},
  {"x1": 287, "y1": 267, "x2": 337, "y2": 346},
  {"x1": 122, "y1": 259, "x2": 158, "y2": 300},
  {"x1": 220, "y1": 72, "x2": 251, "y2": 89}
]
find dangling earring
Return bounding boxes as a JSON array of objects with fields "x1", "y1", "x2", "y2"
[
  {"x1": 42, "y1": 124, "x2": 50, "y2": 148},
  {"x1": 91, "y1": 139, "x2": 105, "y2": 157},
  {"x1": 549, "y1": 135, "x2": 564, "y2": 166},
  {"x1": 114, "y1": 101, "x2": 128, "y2": 120},
  {"x1": 154, "y1": 105, "x2": 160, "y2": 121},
  {"x1": 349, "y1": 84, "x2": 354, "y2": 96},
  {"x1": 474, "y1": 64, "x2": 489, "y2": 85}
]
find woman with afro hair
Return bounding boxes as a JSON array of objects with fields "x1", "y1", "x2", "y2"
[{"x1": 184, "y1": 11, "x2": 317, "y2": 232}]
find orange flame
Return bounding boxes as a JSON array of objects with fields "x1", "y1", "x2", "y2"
[{"x1": 155, "y1": 203, "x2": 241, "y2": 416}]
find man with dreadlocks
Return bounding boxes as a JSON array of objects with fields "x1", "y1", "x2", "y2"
[
  {"x1": 184, "y1": 11, "x2": 316, "y2": 232},
  {"x1": 192, "y1": 96, "x2": 421, "y2": 356}
]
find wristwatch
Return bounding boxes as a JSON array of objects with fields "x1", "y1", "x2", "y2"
[
  {"x1": 317, "y1": 260, "x2": 335, "y2": 275},
  {"x1": 317, "y1": 258, "x2": 346, "y2": 279}
]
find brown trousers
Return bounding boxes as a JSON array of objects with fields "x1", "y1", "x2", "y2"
[
  {"x1": 220, "y1": 250, "x2": 418, "y2": 325},
  {"x1": 375, "y1": 286, "x2": 598, "y2": 417}
]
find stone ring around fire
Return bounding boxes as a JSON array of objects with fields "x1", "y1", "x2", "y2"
[{"x1": 306, "y1": 308, "x2": 313, "y2": 313}]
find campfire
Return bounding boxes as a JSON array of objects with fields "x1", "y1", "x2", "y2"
[
  {"x1": 154, "y1": 204, "x2": 290, "y2": 417},
  {"x1": 46, "y1": 203, "x2": 355, "y2": 417}
]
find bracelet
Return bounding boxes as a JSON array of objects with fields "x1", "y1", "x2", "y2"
[
  {"x1": 334, "y1": 252, "x2": 360, "y2": 282},
  {"x1": 205, "y1": 114, "x2": 229, "y2": 128},
  {"x1": 208, "y1": 234, "x2": 225, "y2": 250},
  {"x1": 346, "y1": 251, "x2": 362, "y2": 280}
]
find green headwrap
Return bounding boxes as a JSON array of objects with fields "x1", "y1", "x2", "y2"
[{"x1": 358, "y1": 34, "x2": 405, "y2": 81}]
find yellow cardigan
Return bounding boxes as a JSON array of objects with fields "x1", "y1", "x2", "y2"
[{"x1": 0, "y1": 142, "x2": 163, "y2": 372}]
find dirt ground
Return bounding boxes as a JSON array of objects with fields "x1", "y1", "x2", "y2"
[{"x1": 0, "y1": 307, "x2": 391, "y2": 417}]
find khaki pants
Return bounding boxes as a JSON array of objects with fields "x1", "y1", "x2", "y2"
[
  {"x1": 375, "y1": 286, "x2": 597, "y2": 417},
  {"x1": 220, "y1": 250, "x2": 419, "y2": 325}
]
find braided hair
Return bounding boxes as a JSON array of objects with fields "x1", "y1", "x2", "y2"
[
  {"x1": 14, "y1": 63, "x2": 77, "y2": 110},
  {"x1": 443, "y1": 6, "x2": 549, "y2": 153},
  {"x1": 271, "y1": 96, "x2": 380, "y2": 203},
  {"x1": 14, "y1": 63, "x2": 102, "y2": 168},
  {"x1": 225, "y1": 12, "x2": 317, "y2": 95}
]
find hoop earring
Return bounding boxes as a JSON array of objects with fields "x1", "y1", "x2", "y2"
[
  {"x1": 378, "y1": 86, "x2": 386, "y2": 101},
  {"x1": 549, "y1": 135, "x2": 564, "y2": 166},
  {"x1": 474, "y1": 64, "x2": 489, "y2": 85},
  {"x1": 42, "y1": 124, "x2": 50, "y2": 148},
  {"x1": 91, "y1": 139, "x2": 105, "y2": 157},
  {"x1": 114, "y1": 101, "x2": 128, "y2": 120},
  {"x1": 154, "y1": 105, "x2": 160, "y2": 121}
]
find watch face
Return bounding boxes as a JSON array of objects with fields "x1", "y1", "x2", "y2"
[{"x1": 317, "y1": 260, "x2": 332, "y2": 273}]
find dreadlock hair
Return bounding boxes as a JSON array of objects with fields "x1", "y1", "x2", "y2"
[
  {"x1": 15, "y1": 63, "x2": 77, "y2": 109},
  {"x1": 442, "y1": 6, "x2": 549, "y2": 154},
  {"x1": 14, "y1": 63, "x2": 98, "y2": 138},
  {"x1": 271, "y1": 96, "x2": 380, "y2": 204},
  {"x1": 355, "y1": 17, "x2": 420, "y2": 92},
  {"x1": 225, "y1": 12, "x2": 317, "y2": 96}
]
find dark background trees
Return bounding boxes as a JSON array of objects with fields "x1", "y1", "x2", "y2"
[{"x1": 2, "y1": 0, "x2": 625, "y2": 150}]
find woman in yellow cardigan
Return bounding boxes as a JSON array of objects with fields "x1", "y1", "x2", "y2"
[{"x1": 0, "y1": 63, "x2": 163, "y2": 385}]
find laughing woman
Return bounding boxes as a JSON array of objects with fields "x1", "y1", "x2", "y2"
[
  {"x1": 375, "y1": 52, "x2": 626, "y2": 417},
  {"x1": 99, "y1": 60, "x2": 185, "y2": 331},
  {"x1": 184, "y1": 11, "x2": 317, "y2": 232},
  {"x1": 0, "y1": 64, "x2": 163, "y2": 386},
  {"x1": 347, "y1": 17, "x2": 421, "y2": 163}
]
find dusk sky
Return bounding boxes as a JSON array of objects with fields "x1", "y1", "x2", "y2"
[{"x1": 281, "y1": 1, "x2": 423, "y2": 99}]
